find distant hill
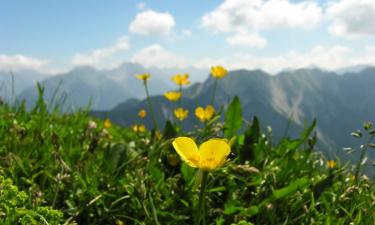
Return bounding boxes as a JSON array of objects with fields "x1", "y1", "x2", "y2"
[
  {"x1": 16, "y1": 63, "x2": 208, "y2": 110},
  {"x1": 91, "y1": 67, "x2": 375, "y2": 170},
  {"x1": 0, "y1": 70, "x2": 48, "y2": 102}
]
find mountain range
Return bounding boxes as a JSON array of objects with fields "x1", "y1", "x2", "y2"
[
  {"x1": 91, "y1": 67, "x2": 375, "y2": 174},
  {"x1": 0, "y1": 63, "x2": 208, "y2": 110}
]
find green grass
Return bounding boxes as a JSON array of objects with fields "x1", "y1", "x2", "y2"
[{"x1": 0, "y1": 96, "x2": 374, "y2": 225}]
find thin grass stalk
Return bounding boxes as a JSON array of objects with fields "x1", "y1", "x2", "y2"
[
  {"x1": 178, "y1": 85, "x2": 182, "y2": 108},
  {"x1": 144, "y1": 81, "x2": 158, "y2": 130},
  {"x1": 210, "y1": 79, "x2": 218, "y2": 106}
]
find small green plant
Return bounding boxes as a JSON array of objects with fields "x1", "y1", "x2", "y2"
[
  {"x1": 347, "y1": 121, "x2": 375, "y2": 181},
  {"x1": 0, "y1": 176, "x2": 63, "y2": 225}
]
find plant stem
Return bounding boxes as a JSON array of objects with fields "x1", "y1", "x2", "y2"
[
  {"x1": 178, "y1": 85, "x2": 182, "y2": 108},
  {"x1": 355, "y1": 135, "x2": 374, "y2": 183},
  {"x1": 210, "y1": 79, "x2": 218, "y2": 106},
  {"x1": 195, "y1": 171, "x2": 209, "y2": 225},
  {"x1": 148, "y1": 192, "x2": 161, "y2": 225},
  {"x1": 144, "y1": 82, "x2": 158, "y2": 130}
]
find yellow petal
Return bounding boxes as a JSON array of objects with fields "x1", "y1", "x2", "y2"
[
  {"x1": 172, "y1": 137, "x2": 200, "y2": 167},
  {"x1": 211, "y1": 65, "x2": 228, "y2": 78},
  {"x1": 138, "y1": 109, "x2": 146, "y2": 118},
  {"x1": 164, "y1": 91, "x2": 182, "y2": 101},
  {"x1": 198, "y1": 139, "x2": 230, "y2": 170},
  {"x1": 204, "y1": 105, "x2": 215, "y2": 120},
  {"x1": 104, "y1": 118, "x2": 112, "y2": 129},
  {"x1": 136, "y1": 73, "x2": 150, "y2": 81},
  {"x1": 195, "y1": 107, "x2": 205, "y2": 122}
]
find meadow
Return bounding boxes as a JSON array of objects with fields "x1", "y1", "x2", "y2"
[{"x1": 0, "y1": 66, "x2": 374, "y2": 225}]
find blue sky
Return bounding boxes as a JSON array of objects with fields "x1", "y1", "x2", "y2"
[{"x1": 0, "y1": 0, "x2": 375, "y2": 74}]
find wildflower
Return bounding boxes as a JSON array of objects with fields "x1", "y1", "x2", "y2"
[
  {"x1": 138, "y1": 109, "x2": 147, "y2": 118},
  {"x1": 132, "y1": 124, "x2": 146, "y2": 132},
  {"x1": 136, "y1": 73, "x2": 150, "y2": 82},
  {"x1": 195, "y1": 105, "x2": 215, "y2": 122},
  {"x1": 171, "y1": 74, "x2": 190, "y2": 86},
  {"x1": 174, "y1": 107, "x2": 189, "y2": 121},
  {"x1": 211, "y1": 65, "x2": 228, "y2": 79},
  {"x1": 116, "y1": 220, "x2": 124, "y2": 225},
  {"x1": 327, "y1": 160, "x2": 336, "y2": 169},
  {"x1": 104, "y1": 118, "x2": 111, "y2": 129},
  {"x1": 172, "y1": 137, "x2": 231, "y2": 170},
  {"x1": 88, "y1": 120, "x2": 97, "y2": 129},
  {"x1": 164, "y1": 91, "x2": 182, "y2": 102},
  {"x1": 136, "y1": 73, "x2": 158, "y2": 130}
]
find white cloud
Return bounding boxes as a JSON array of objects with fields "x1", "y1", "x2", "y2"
[
  {"x1": 194, "y1": 45, "x2": 375, "y2": 74},
  {"x1": 137, "y1": 2, "x2": 146, "y2": 10},
  {"x1": 326, "y1": 0, "x2": 375, "y2": 38},
  {"x1": 226, "y1": 31, "x2": 267, "y2": 48},
  {"x1": 201, "y1": 0, "x2": 322, "y2": 33},
  {"x1": 129, "y1": 10, "x2": 175, "y2": 36},
  {"x1": 72, "y1": 36, "x2": 129, "y2": 66},
  {"x1": 0, "y1": 54, "x2": 48, "y2": 71},
  {"x1": 132, "y1": 44, "x2": 186, "y2": 68}
]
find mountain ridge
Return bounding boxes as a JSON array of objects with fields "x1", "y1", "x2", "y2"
[{"x1": 90, "y1": 67, "x2": 375, "y2": 174}]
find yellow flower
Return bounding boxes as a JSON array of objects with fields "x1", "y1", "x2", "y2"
[
  {"x1": 195, "y1": 105, "x2": 215, "y2": 122},
  {"x1": 138, "y1": 109, "x2": 147, "y2": 118},
  {"x1": 136, "y1": 73, "x2": 151, "y2": 82},
  {"x1": 116, "y1": 220, "x2": 124, "y2": 225},
  {"x1": 164, "y1": 91, "x2": 182, "y2": 102},
  {"x1": 172, "y1": 137, "x2": 231, "y2": 170},
  {"x1": 174, "y1": 107, "x2": 189, "y2": 121},
  {"x1": 327, "y1": 160, "x2": 336, "y2": 169},
  {"x1": 171, "y1": 74, "x2": 190, "y2": 86},
  {"x1": 138, "y1": 125, "x2": 146, "y2": 132},
  {"x1": 132, "y1": 124, "x2": 146, "y2": 132},
  {"x1": 211, "y1": 65, "x2": 228, "y2": 79},
  {"x1": 104, "y1": 118, "x2": 111, "y2": 129}
]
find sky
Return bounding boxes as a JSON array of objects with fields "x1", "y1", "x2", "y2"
[{"x1": 0, "y1": 0, "x2": 375, "y2": 75}]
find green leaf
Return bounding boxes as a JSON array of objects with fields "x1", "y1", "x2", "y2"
[
  {"x1": 224, "y1": 201, "x2": 244, "y2": 215},
  {"x1": 147, "y1": 164, "x2": 164, "y2": 188},
  {"x1": 207, "y1": 186, "x2": 226, "y2": 193},
  {"x1": 241, "y1": 206, "x2": 259, "y2": 217},
  {"x1": 271, "y1": 177, "x2": 310, "y2": 200},
  {"x1": 224, "y1": 96, "x2": 242, "y2": 138},
  {"x1": 301, "y1": 119, "x2": 317, "y2": 140},
  {"x1": 239, "y1": 116, "x2": 261, "y2": 163},
  {"x1": 285, "y1": 119, "x2": 317, "y2": 151},
  {"x1": 163, "y1": 120, "x2": 177, "y2": 139},
  {"x1": 351, "y1": 130, "x2": 362, "y2": 138},
  {"x1": 180, "y1": 163, "x2": 195, "y2": 184}
]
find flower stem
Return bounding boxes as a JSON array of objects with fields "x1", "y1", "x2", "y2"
[
  {"x1": 210, "y1": 79, "x2": 218, "y2": 106},
  {"x1": 178, "y1": 85, "x2": 182, "y2": 108},
  {"x1": 195, "y1": 171, "x2": 208, "y2": 225},
  {"x1": 144, "y1": 82, "x2": 158, "y2": 130}
]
